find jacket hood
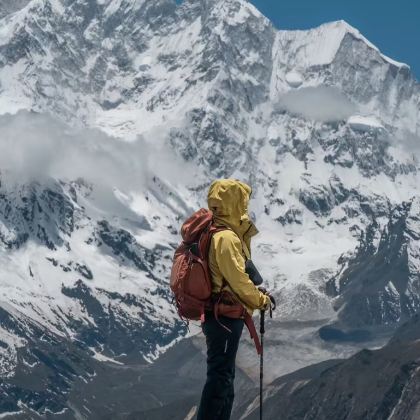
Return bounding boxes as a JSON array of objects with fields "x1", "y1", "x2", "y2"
[{"x1": 207, "y1": 179, "x2": 258, "y2": 257}]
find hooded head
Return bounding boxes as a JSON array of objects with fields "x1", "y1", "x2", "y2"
[{"x1": 207, "y1": 179, "x2": 258, "y2": 257}]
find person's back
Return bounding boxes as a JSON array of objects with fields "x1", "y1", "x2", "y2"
[{"x1": 197, "y1": 179, "x2": 274, "y2": 420}]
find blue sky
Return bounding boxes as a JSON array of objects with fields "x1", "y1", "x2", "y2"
[{"x1": 250, "y1": 0, "x2": 420, "y2": 80}]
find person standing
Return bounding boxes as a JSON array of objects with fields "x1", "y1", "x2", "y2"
[{"x1": 197, "y1": 179, "x2": 274, "y2": 420}]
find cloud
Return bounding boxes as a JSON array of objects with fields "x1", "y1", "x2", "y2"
[
  {"x1": 0, "y1": 111, "x2": 195, "y2": 191},
  {"x1": 394, "y1": 128, "x2": 420, "y2": 152},
  {"x1": 276, "y1": 86, "x2": 357, "y2": 122}
]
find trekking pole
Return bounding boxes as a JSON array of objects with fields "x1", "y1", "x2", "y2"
[{"x1": 260, "y1": 309, "x2": 265, "y2": 420}]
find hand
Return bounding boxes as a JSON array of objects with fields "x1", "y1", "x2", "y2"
[
  {"x1": 258, "y1": 286, "x2": 267, "y2": 294},
  {"x1": 259, "y1": 287, "x2": 276, "y2": 311}
]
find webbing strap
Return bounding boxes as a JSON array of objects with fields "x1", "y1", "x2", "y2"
[
  {"x1": 213, "y1": 300, "x2": 233, "y2": 333},
  {"x1": 244, "y1": 312, "x2": 262, "y2": 355},
  {"x1": 212, "y1": 293, "x2": 262, "y2": 354}
]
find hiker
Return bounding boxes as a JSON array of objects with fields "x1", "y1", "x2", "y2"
[{"x1": 196, "y1": 179, "x2": 275, "y2": 420}]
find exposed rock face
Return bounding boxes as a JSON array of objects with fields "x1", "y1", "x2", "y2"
[
  {"x1": 235, "y1": 314, "x2": 420, "y2": 420},
  {"x1": 327, "y1": 198, "x2": 420, "y2": 328}
]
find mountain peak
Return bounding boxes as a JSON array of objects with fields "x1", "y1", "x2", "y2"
[
  {"x1": 276, "y1": 19, "x2": 410, "y2": 70},
  {"x1": 321, "y1": 19, "x2": 359, "y2": 33},
  {"x1": 320, "y1": 19, "x2": 409, "y2": 69},
  {"x1": 203, "y1": 0, "x2": 268, "y2": 21}
]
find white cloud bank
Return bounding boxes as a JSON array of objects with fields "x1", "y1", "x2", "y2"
[
  {"x1": 276, "y1": 86, "x2": 357, "y2": 122},
  {"x1": 0, "y1": 111, "x2": 195, "y2": 191}
]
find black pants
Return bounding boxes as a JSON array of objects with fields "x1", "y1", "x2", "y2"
[{"x1": 197, "y1": 314, "x2": 244, "y2": 420}]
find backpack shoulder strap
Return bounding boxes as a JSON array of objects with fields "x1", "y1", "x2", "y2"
[{"x1": 203, "y1": 224, "x2": 228, "y2": 258}]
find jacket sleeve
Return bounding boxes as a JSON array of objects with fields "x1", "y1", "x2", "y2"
[{"x1": 214, "y1": 231, "x2": 270, "y2": 310}]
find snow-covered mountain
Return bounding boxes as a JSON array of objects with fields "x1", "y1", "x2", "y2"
[
  {"x1": 1, "y1": 0, "x2": 420, "y2": 417},
  {"x1": 0, "y1": 0, "x2": 31, "y2": 19}
]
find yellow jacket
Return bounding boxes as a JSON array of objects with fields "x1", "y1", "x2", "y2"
[{"x1": 207, "y1": 179, "x2": 270, "y2": 315}]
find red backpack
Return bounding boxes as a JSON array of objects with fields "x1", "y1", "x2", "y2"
[
  {"x1": 170, "y1": 208, "x2": 263, "y2": 354},
  {"x1": 170, "y1": 208, "x2": 225, "y2": 322}
]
